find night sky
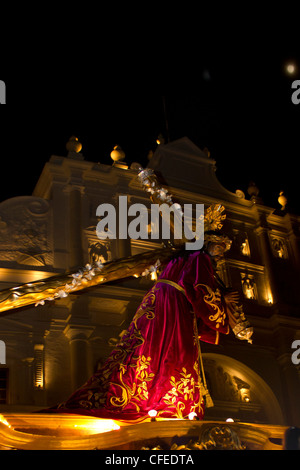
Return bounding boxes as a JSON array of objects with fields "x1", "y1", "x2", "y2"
[{"x1": 1, "y1": 54, "x2": 300, "y2": 214}]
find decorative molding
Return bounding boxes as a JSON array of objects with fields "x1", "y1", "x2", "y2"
[{"x1": 0, "y1": 197, "x2": 52, "y2": 267}]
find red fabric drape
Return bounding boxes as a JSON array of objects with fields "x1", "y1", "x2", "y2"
[{"x1": 50, "y1": 251, "x2": 229, "y2": 421}]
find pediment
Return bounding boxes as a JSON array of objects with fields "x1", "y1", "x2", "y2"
[{"x1": 147, "y1": 137, "x2": 238, "y2": 202}]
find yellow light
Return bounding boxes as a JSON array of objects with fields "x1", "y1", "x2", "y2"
[
  {"x1": 267, "y1": 291, "x2": 273, "y2": 305},
  {"x1": 226, "y1": 418, "x2": 234, "y2": 423},
  {"x1": 240, "y1": 387, "x2": 251, "y2": 403},
  {"x1": 34, "y1": 344, "x2": 44, "y2": 389},
  {"x1": 74, "y1": 419, "x2": 120, "y2": 434},
  {"x1": 0, "y1": 414, "x2": 11, "y2": 428},
  {"x1": 188, "y1": 412, "x2": 197, "y2": 420}
]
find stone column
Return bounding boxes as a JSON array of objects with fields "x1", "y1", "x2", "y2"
[
  {"x1": 63, "y1": 324, "x2": 94, "y2": 392},
  {"x1": 64, "y1": 185, "x2": 85, "y2": 270},
  {"x1": 255, "y1": 225, "x2": 279, "y2": 304},
  {"x1": 21, "y1": 357, "x2": 34, "y2": 405},
  {"x1": 285, "y1": 213, "x2": 300, "y2": 269},
  {"x1": 52, "y1": 181, "x2": 69, "y2": 269},
  {"x1": 277, "y1": 353, "x2": 300, "y2": 425}
]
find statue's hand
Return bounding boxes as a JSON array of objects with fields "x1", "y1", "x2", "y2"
[{"x1": 224, "y1": 290, "x2": 240, "y2": 305}]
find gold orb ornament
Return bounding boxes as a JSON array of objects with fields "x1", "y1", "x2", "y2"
[
  {"x1": 110, "y1": 145, "x2": 125, "y2": 162},
  {"x1": 278, "y1": 191, "x2": 287, "y2": 210},
  {"x1": 66, "y1": 136, "x2": 82, "y2": 154}
]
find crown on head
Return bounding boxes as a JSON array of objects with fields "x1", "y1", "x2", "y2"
[
  {"x1": 204, "y1": 204, "x2": 232, "y2": 252},
  {"x1": 204, "y1": 204, "x2": 226, "y2": 232}
]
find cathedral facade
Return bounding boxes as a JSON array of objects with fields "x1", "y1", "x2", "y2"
[{"x1": 0, "y1": 137, "x2": 299, "y2": 426}]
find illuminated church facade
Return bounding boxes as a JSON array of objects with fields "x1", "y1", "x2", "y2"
[{"x1": 0, "y1": 136, "x2": 300, "y2": 427}]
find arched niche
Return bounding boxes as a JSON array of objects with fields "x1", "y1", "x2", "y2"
[{"x1": 202, "y1": 353, "x2": 284, "y2": 425}]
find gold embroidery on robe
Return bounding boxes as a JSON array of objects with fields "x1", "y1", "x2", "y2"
[
  {"x1": 77, "y1": 287, "x2": 158, "y2": 411},
  {"x1": 162, "y1": 367, "x2": 203, "y2": 419},
  {"x1": 195, "y1": 284, "x2": 226, "y2": 328},
  {"x1": 109, "y1": 355, "x2": 154, "y2": 411},
  {"x1": 132, "y1": 285, "x2": 158, "y2": 327}
]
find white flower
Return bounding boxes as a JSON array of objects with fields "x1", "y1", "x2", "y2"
[
  {"x1": 64, "y1": 284, "x2": 73, "y2": 291},
  {"x1": 72, "y1": 271, "x2": 83, "y2": 279},
  {"x1": 56, "y1": 290, "x2": 68, "y2": 298},
  {"x1": 95, "y1": 261, "x2": 103, "y2": 270},
  {"x1": 85, "y1": 270, "x2": 95, "y2": 280}
]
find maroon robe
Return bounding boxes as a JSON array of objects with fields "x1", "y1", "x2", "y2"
[{"x1": 54, "y1": 251, "x2": 229, "y2": 421}]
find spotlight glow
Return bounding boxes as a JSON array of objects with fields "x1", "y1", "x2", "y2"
[
  {"x1": 0, "y1": 414, "x2": 11, "y2": 428},
  {"x1": 286, "y1": 64, "x2": 296, "y2": 74},
  {"x1": 74, "y1": 419, "x2": 120, "y2": 434}
]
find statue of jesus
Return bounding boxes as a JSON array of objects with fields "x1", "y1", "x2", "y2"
[{"x1": 48, "y1": 229, "x2": 251, "y2": 421}]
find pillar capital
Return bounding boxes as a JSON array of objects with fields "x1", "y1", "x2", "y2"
[
  {"x1": 254, "y1": 225, "x2": 269, "y2": 236},
  {"x1": 63, "y1": 182, "x2": 85, "y2": 195},
  {"x1": 63, "y1": 323, "x2": 95, "y2": 341}
]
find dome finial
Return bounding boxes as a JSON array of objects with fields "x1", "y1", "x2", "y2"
[
  {"x1": 110, "y1": 145, "x2": 125, "y2": 162},
  {"x1": 278, "y1": 191, "x2": 287, "y2": 211},
  {"x1": 110, "y1": 146, "x2": 128, "y2": 169},
  {"x1": 66, "y1": 136, "x2": 83, "y2": 159}
]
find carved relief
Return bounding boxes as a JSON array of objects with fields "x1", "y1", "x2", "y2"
[
  {"x1": 233, "y1": 376, "x2": 251, "y2": 402},
  {"x1": 202, "y1": 359, "x2": 253, "y2": 406},
  {"x1": 270, "y1": 236, "x2": 288, "y2": 259},
  {"x1": 215, "y1": 366, "x2": 240, "y2": 401},
  {"x1": 241, "y1": 273, "x2": 257, "y2": 300},
  {"x1": 0, "y1": 196, "x2": 53, "y2": 266},
  {"x1": 233, "y1": 230, "x2": 251, "y2": 257},
  {"x1": 195, "y1": 425, "x2": 246, "y2": 450},
  {"x1": 203, "y1": 359, "x2": 240, "y2": 402},
  {"x1": 142, "y1": 425, "x2": 246, "y2": 450},
  {"x1": 88, "y1": 241, "x2": 111, "y2": 264}
]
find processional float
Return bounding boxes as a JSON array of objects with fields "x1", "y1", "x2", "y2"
[{"x1": 0, "y1": 164, "x2": 258, "y2": 450}]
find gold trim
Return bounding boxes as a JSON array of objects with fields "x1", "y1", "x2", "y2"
[
  {"x1": 193, "y1": 314, "x2": 214, "y2": 408},
  {"x1": 195, "y1": 284, "x2": 226, "y2": 328},
  {"x1": 156, "y1": 279, "x2": 186, "y2": 296},
  {"x1": 215, "y1": 331, "x2": 219, "y2": 345}
]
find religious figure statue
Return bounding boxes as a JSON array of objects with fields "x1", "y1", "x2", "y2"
[
  {"x1": 45, "y1": 223, "x2": 252, "y2": 422},
  {"x1": 242, "y1": 276, "x2": 257, "y2": 300}
]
